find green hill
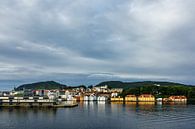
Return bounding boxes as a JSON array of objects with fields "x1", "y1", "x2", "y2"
[
  {"x1": 95, "y1": 81, "x2": 192, "y2": 89},
  {"x1": 96, "y1": 81, "x2": 195, "y2": 99},
  {"x1": 15, "y1": 81, "x2": 67, "y2": 90}
]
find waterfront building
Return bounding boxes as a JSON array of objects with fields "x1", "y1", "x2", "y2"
[
  {"x1": 111, "y1": 96, "x2": 124, "y2": 101},
  {"x1": 156, "y1": 98, "x2": 163, "y2": 102},
  {"x1": 86, "y1": 88, "x2": 92, "y2": 92},
  {"x1": 11, "y1": 90, "x2": 24, "y2": 96},
  {"x1": 125, "y1": 95, "x2": 137, "y2": 101},
  {"x1": 0, "y1": 91, "x2": 11, "y2": 97},
  {"x1": 84, "y1": 95, "x2": 89, "y2": 101},
  {"x1": 98, "y1": 96, "x2": 109, "y2": 101},
  {"x1": 93, "y1": 85, "x2": 109, "y2": 93},
  {"x1": 65, "y1": 90, "x2": 71, "y2": 99},
  {"x1": 33, "y1": 90, "x2": 45, "y2": 96},
  {"x1": 71, "y1": 87, "x2": 86, "y2": 93},
  {"x1": 110, "y1": 88, "x2": 123, "y2": 93},
  {"x1": 97, "y1": 96, "x2": 106, "y2": 101},
  {"x1": 80, "y1": 96, "x2": 84, "y2": 101},
  {"x1": 74, "y1": 96, "x2": 84, "y2": 101},
  {"x1": 168, "y1": 96, "x2": 187, "y2": 102},
  {"x1": 48, "y1": 93, "x2": 56, "y2": 100},
  {"x1": 138, "y1": 94, "x2": 155, "y2": 102},
  {"x1": 97, "y1": 93, "x2": 110, "y2": 101},
  {"x1": 111, "y1": 92, "x2": 118, "y2": 97},
  {"x1": 67, "y1": 95, "x2": 75, "y2": 101},
  {"x1": 64, "y1": 90, "x2": 77, "y2": 100},
  {"x1": 89, "y1": 94, "x2": 97, "y2": 101}
]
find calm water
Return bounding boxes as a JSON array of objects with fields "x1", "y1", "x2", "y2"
[{"x1": 0, "y1": 102, "x2": 195, "y2": 129}]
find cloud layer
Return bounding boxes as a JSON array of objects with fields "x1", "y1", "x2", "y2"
[{"x1": 0, "y1": 0, "x2": 195, "y2": 89}]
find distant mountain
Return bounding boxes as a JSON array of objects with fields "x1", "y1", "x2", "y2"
[
  {"x1": 15, "y1": 80, "x2": 194, "y2": 91},
  {"x1": 95, "y1": 81, "x2": 193, "y2": 89},
  {"x1": 15, "y1": 81, "x2": 67, "y2": 91}
]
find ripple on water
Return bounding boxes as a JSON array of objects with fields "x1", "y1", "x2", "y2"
[
  {"x1": 0, "y1": 103, "x2": 195, "y2": 129},
  {"x1": 133, "y1": 104, "x2": 195, "y2": 129}
]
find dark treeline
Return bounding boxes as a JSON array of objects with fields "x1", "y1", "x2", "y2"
[
  {"x1": 120, "y1": 85, "x2": 195, "y2": 99},
  {"x1": 96, "y1": 81, "x2": 195, "y2": 99}
]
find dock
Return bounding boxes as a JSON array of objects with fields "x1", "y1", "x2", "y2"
[{"x1": 0, "y1": 97, "x2": 78, "y2": 108}]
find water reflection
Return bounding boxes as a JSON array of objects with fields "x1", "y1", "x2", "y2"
[
  {"x1": 163, "y1": 101, "x2": 187, "y2": 105},
  {"x1": 0, "y1": 102, "x2": 194, "y2": 129},
  {"x1": 110, "y1": 101, "x2": 123, "y2": 105},
  {"x1": 0, "y1": 107, "x2": 57, "y2": 116},
  {"x1": 124, "y1": 102, "x2": 137, "y2": 110},
  {"x1": 137, "y1": 102, "x2": 155, "y2": 111},
  {"x1": 110, "y1": 101, "x2": 189, "y2": 112},
  {"x1": 97, "y1": 101, "x2": 106, "y2": 112}
]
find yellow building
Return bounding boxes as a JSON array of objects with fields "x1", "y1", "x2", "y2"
[
  {"x1": 125, "y1": 95, "x2": 137, "y2": 102},
  {"x1": 111, "y1": 96, "x2": 124, "y2": 101},
  {"x1": 75, "y1": 96, "x2": 84, "y2": 101},
  {"x1": 138, "y1": 94, "x2": 155, "y2": 102}
]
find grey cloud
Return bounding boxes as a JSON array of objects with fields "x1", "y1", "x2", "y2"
[{"x1": 0, "y1": 0, "x2": 195, "y2": 89}]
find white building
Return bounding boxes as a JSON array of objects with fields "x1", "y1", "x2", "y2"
[
  {"x1": 93, "y1": 85, "x2": 109, "y2": 93},
  {"x1": 111, "y1": 92, "x2": 118, "y2": 97},
  {"x1": 97, "y1": 96, "x2": 108, "y2": 101},
  {"x1": 89, "y1": 95, "x2": 97, "y2": 101},
  {"x1": 84, "y1": 96, "x2": 89, "y2": 101}
]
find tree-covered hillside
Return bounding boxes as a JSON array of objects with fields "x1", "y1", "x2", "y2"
[
  {"x1": 95, "y1": 81, "x2": 192, "y2": 89},
  {"x1": 96, "y1": 81, "x2": 195, "y2": 99},
  {"x1": 15, "y1": 81, "x2": 67, "y2": 90}
]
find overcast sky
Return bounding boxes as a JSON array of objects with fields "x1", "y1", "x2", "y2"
[{"x1": 0, "y1": 0, "x2": 195, "y2": 89}]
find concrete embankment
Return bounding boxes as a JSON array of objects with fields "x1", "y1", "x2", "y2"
[{"x1": 0, "y1": 97, "x2": 78, "y2": 108}]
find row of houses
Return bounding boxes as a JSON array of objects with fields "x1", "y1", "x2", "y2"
[
  {"x1": 111, "y1": 94, "x2": 155, "y2": 102},
  {"x1": 0, "y1": 85, "x2": 188, "y2": 103},
  {"x1": 60, "y1": 92, "x2": 187, "y2": 102},
  {"x1": 92, "y1": 85, "x2": 123, "y2": 93},
  {"x1": 111, "y1": 94, "x2": 187, "y2": 102}
]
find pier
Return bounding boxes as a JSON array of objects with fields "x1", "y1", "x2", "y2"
[{"x1": 0, "y1": 97, "x2": 78, "y2": 108}]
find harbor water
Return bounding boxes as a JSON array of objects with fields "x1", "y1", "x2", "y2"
[{"x1": 0, "y1": 102, "x2": 195, "y2": 129}]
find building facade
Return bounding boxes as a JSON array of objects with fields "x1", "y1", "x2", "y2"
[{"x1": 138, "y1": 94, "x2": 155, "y2": 102}]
